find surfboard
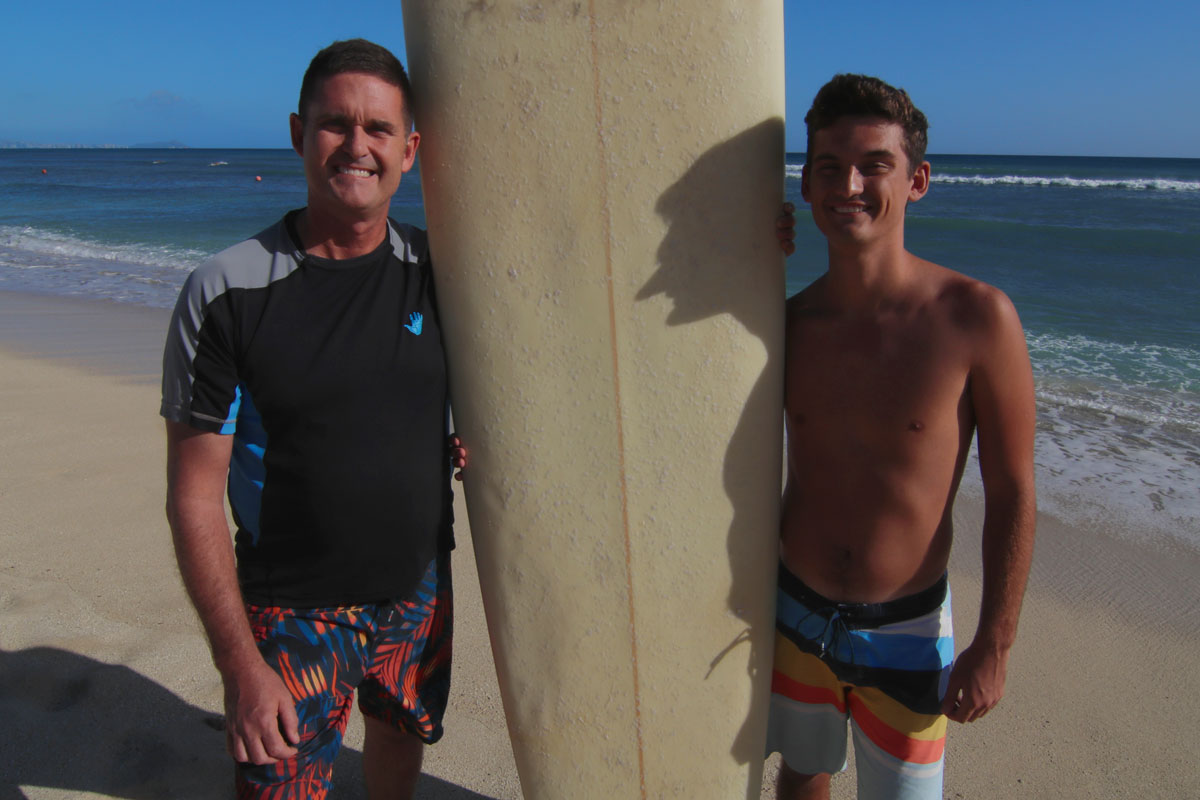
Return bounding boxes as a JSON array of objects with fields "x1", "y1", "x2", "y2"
[{"x1": 402, "y1": 3, "x2": 785, "y2": 797}]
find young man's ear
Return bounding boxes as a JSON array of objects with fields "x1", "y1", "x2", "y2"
[
  {"x1": 289, "y1": 114, "x2": 305, "y2": 157},
  {"x1": 909, "y1": 161, "x2": 931, "y2": 202},
  {"x1": 800, "y1": 164, "x2": 811, "y2": 204}
]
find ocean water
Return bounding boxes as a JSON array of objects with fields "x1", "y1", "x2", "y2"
[{"x1": 3, "y1": 148, "x2": 1198, "y2": 547}]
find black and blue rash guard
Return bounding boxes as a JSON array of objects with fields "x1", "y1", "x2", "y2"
[{"x1": 161, "y1": 211, "x2": 453, "y2": 608}]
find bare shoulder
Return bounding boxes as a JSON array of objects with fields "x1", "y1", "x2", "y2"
[
  {"x1": 922, "y1": 259, "x2": 1023, "y2": 338},
  {"x1": 785, "y1": 275, "x2": 828, "y2": 320}
]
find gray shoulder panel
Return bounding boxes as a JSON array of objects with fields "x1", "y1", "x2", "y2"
[
  {"x1": 389, "y1": 219, "x2": 428, "y2": 265},
  {"x1": 160, "y1": 217, "x2": 300, "y2": 424}
]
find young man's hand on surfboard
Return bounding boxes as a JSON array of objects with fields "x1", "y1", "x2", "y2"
[
  {"x1": 778, "y1": 202, "x2": 797, "y2": 256},
  {"x1": 448, "y1": 434, "x2": 467, "y2": 481}
]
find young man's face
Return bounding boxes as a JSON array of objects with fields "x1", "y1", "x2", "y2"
[
  {"x1": 801, "y1": 117, "x2": 929, "y2": 249},
  {"x1": 290, "y1": 71, "x2": 419, "y2": 225}
]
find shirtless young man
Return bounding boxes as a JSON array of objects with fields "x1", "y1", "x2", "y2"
[{"x1": 766, "y1": 75, "x2": 1037, "y2": 799}]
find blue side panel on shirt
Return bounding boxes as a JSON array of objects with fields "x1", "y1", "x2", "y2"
[
  {"x1": 228, "y1": 385, "x2": 266, "y2": 545},
  {"x1": 220, "y1": 384, "x2": 242, "y2": 435}
]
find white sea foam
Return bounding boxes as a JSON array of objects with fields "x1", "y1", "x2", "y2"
[
  {"x1": 962, "y1": 413, "x2": 1200, "y2": 548},
  {"x1": 946, "y1": 327, "x2": 1200, "y2": 548},
  {"x1": 1027, "y1": 332, "x2": 1200, "y2": 394},
  {"x1": 933, "y1": 175, "x2": 1200, "y2": 192},
  {"x1": 0, "y1": 225, "x2": 207, "y2": 272},
  {"x1": 783, "y1": 163, "x2": 1200, "y2": 193},
  {"x1": 0, "y1": 225, "x2": 199, "y2": 307}
]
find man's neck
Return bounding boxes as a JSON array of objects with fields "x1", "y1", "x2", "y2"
[
  {"x1": 296, "y1": 207, "x2": 389, "y2": 260},
  {"x1": 823, "y1": 236, "x2": 919, "y2": 311}
]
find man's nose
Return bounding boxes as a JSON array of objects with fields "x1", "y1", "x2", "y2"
[
  {"x1": 842, "y1": 167, "x2": 863, "y2": 196},
  {"x1": 342, "y1": 126, "x2": 369, "y2": 158}
]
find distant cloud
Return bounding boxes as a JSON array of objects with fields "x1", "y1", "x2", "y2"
[
  {"x1": 145, "y1": 90, "x2": 182, "y2": 108},
  {"x1": 116, "y1": 91, "x2": 199, "y2": 119},
  {"x1": 111, "y1": 90, "x2": 201, "y2": 143},
  {"x1": 129, "y1": 90, "x2": 190, "y2": 110}
]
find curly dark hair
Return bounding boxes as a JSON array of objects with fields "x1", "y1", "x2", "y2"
[{"x1": 804, "y1": 74, "x2": 928, "y2": 174}]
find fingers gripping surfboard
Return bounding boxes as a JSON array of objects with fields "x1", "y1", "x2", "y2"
[{"x1": 402, "y1": 3, "x2": 785, "y2": 797}]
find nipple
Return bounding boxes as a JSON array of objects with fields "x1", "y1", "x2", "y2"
[{"x1": 907, "y1": 420, "x2": 925, "y2": 433}]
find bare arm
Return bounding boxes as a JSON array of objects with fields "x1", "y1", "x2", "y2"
[
  {"x1": 942, "y1": 289, "x2": 1037, "y2": 723},
  {"x1": 165, "y1": 420, "x2": 299, "y2": 762}
]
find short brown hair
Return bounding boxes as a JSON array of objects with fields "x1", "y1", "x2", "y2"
[
  {"x1": 804, "y1": 74, "x2": 928, "y2": 174},
  {"x1": 298, "y1": 39, "x2": 414, "y2": 131}
]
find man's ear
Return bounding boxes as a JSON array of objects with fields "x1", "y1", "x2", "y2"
[
  {"x1": 289, "y1": 113, "x2": 305, "y2": 157},
  {"x1": 401, "y1": 130, "x2": 421, "y2": 172},
  {"x1": 800, "y1": 164, "x2": 811, "y2": 203},
  {"x1": 909, "y1": 160, "x2": 931, "y2": 202}
]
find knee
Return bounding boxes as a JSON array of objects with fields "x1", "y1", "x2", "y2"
[
  {"x1": 777, "y1": 760, "x2": 830, "y2": 799},
  {"x1": 364, "y1": 716, "x2": 421, "y2": 752}
]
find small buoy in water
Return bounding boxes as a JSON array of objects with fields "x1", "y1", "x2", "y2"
[
  {"x1": 41, "y1": 169, "x2": 47, "y2": 174},
  {"x1": 255, "y1": 175, "x2": 262, "y2": 182}
]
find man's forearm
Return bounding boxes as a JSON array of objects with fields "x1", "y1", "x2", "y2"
[
  {"x1": 974, "y1": 488, "x2": 1036, "y2": 651},
  {"x1": 167, "y1": 498, "x2": 261, "y2": 675},
  {"x1": 165, "y1": 421, "x2": 262, "y2": 675}
]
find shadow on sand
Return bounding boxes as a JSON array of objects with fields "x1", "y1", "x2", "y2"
[{"x1": 0, "y1": 647, "x2": 498, "y2": 799}]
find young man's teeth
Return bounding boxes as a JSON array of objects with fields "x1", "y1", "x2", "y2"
[{"x1": 338, "y1": 167, "x2": 372, "y2": 177}]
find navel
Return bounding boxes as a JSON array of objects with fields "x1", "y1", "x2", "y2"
[{"x1": 907, "y1": 420, "x2": 925, "y2": 433}]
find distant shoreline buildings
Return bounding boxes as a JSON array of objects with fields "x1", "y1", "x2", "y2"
[{"x1": 0, "y1": 141, "x2": 189, "y2": 149}]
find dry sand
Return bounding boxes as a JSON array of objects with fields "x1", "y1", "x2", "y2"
[{"x1": 1, "y1": 290, "x2": 1197, "y2": 798}]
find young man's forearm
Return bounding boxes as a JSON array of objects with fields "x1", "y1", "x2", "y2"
[{"x1": 974, "y1": 486, "x2": 1036, "y2": 652}]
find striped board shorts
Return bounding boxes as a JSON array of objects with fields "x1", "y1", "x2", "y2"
[{"x1": 766, "y1": 565, "x2": 953, "y2": 800}]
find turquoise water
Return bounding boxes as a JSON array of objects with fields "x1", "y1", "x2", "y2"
[{"x1": 2, "y1": 148, "x2": 1198, "y2": 544}]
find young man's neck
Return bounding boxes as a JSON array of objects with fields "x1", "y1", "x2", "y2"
[
  {"x1": 823, "y1": 235, "x2": 919, "y2": 306},
  {"x1": 296, "y1": 207, "x2": 390, "y2": 260}
]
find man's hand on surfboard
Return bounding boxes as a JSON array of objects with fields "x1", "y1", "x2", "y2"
[
  {"x1": 448, "y1": 434, "x2": 468, "y2": 481},
  {"x1": 778, "y1": 202, "x2": 796, "y2": 256}
]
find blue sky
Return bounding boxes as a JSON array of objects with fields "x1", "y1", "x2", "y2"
[{"x1": 3, "y1": 1, "x2": 1197, "y2": 157}]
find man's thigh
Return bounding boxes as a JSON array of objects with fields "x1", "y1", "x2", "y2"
[
  {"x1": 848, "y1": 685, "x2": 946, "y2": 800},
  {"x1": 238, "y1": 604, "x2": 375, "y2": 797},
  {"x1": 767, "y1": 633, "x2": 851, "y2": 776},
  {"x1": 357, "y1": 553, "x2": 454, "y2": 744}
]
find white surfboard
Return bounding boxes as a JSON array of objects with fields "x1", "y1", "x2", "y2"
[{"x1": 402, "y1": 3, "x2": 785, "y2": 797}]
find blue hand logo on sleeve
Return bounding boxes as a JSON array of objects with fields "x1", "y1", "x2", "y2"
[{"x1": 404, "y1": 312, "x2": 424, "y2": 336}]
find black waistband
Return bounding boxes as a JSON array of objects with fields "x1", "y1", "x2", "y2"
[{"x1": 778, "y1": 564, "x2": 947, "y2": 628}]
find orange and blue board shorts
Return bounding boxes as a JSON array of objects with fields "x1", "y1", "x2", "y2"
[
  {"x1": 766, "y1": 565, "x2": 953, "y2": 800},
  {"x1": 235, "y1": 553, "x2": 452, "y2": 799}
]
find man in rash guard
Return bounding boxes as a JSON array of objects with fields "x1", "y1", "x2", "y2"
[{"x1": 161, "y1": 38, "x2": 464, "y2": 798}]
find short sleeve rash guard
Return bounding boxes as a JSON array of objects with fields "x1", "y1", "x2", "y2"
[{"x1": 161, "y1": 211, "x2": 452, "y2": 607}]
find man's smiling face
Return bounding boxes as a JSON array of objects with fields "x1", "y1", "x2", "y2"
[
  {"x1": 290, "y1": 71, "x2": 419, "y2": 225},
  {"x1": 801, "y1": 116, "x2": 928, "y2": 248}
]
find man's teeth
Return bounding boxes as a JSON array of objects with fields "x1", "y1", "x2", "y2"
[
  {"x1": 338, "y1": 167, "x2": 373, "y2": 177},
  {"x1": 834, "y1": 206, "x2": 865, "y2": 213}
]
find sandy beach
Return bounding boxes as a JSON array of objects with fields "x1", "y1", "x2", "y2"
[{"x1": 2, "y1": 289, "x2": 1197, "y2": 799}]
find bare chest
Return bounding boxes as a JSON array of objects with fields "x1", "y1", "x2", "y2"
[{"x1": 785, "y1": 313, "x2": 974, "y2": 445}]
